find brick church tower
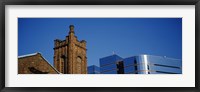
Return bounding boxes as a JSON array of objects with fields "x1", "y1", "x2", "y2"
[{"x1": 53, "y1": 25, "x2": 87, "y2": 74}]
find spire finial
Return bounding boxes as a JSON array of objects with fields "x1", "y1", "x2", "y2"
[
  {"x1": 69, "y1": 25, "x2": 75, "y2": 33},
  {"x1": 69, "y1": 25, "x2": 74, "y2": 30}
]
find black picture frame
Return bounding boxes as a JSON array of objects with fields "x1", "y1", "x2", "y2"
[{"x1": 0, "y1": 0, "x2": 200, "y2": 92}]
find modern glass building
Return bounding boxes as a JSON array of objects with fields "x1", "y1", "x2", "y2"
[
  {"x1": 99, "y1": 54, "x2": 124, "y2": 74},
  {"x1": 99, "y1": 54, "x2": 182, "y2": 74},
  {"x1": 123, "y1": 55, "x2": 182, "y2": 74},
  {"x1": 87, "y1": 65, "x2": 100, "y2": 74}
]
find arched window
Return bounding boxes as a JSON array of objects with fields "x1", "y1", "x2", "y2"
[
  {"x1": 76, "y1": 56, "x2": 82, "y2": 73},
  {"x1": 77, "y1": 56, "x2": 82, "y2": 63}
]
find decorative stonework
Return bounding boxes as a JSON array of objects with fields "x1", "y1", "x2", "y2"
[{"x1": 53, "y1": 25, "x2": 87, "y2": 74}]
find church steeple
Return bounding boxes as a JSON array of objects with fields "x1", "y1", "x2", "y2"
[
  {"x1": 69, "y1": 25, "x2": 75, "y2": 34},
  {"x1": 54, "y1": 25, "x2": 87, "y2": 74}
]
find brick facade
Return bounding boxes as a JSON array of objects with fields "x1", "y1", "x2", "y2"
[{"x1": 18, "y1": 53, "x2": 59, "y2": 74}]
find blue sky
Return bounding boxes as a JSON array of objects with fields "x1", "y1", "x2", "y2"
[{"x1": 18, "y1": 18, "x2": 182, "y2": 66}]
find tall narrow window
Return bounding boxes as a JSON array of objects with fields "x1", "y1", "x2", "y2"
[
  {"x1": 77, "y1": 56, "x2": 82, "y2": 74},
  {"x1": 61, "y1": 55, "x2": 66, "y2": 74},
  {"x1": 134, "y1": 60, "x2": 138, "y2": 74},
  {"x1": 147, "y1": 65, "x2": 150, "y2": 74},
  {"x1": 61, "y1": 62, "x2": 64, "y2": 73},
  {"x1": 134, "y1": 60, "x2": 137, "y2": 70}
]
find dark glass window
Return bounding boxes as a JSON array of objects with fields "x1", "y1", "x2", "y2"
[{"x1": 134, "y1": 60, "x2": 137, "y2": 71}]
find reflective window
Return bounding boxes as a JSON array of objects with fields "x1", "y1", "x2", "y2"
[
  {"x1": 100, "y1": 55, "x2": 123, "y2": 66},
  {"x1": 101, "y1": 70, "x2": 118, "y2": 74},
  {"x1": 88, "y1": 65, "x2": 100, "y2": 74},
  {"x1": 150, "y1": 65, "x2": 181, "y2": 74},
  {"x1": 147, "y1": 55, "x2": 181, "y2": 67},
  {"x1": 100, "y1": 64, "x2": 117, "y2": 72},
  {"x1": 123, "y1": 57, "x2": 135, "y2": 66},
  {"x1": 124, "y1": 66, "x2": 135, "y2": 73}
]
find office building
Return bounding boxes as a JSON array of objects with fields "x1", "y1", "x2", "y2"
[
  {"x1": 87, "y1": 65, "x2": 100, "y2": 74},
  {"x1": 100, "y1": 54, "x2": 182, "y2": 74},
  {"x1": 123, "y1": 55, "x2": 182, "y2": 74},
  {"x1": 100, "y1": 54, "x2": 124, "y2": 74}
]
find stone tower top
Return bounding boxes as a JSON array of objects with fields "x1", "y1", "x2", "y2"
[
  {"x1": 54, "y1": 25, "x2": 87, "y2": 74},
  {"x1": 69, "y1": 25, "x2": 74, "y2": 33}
]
